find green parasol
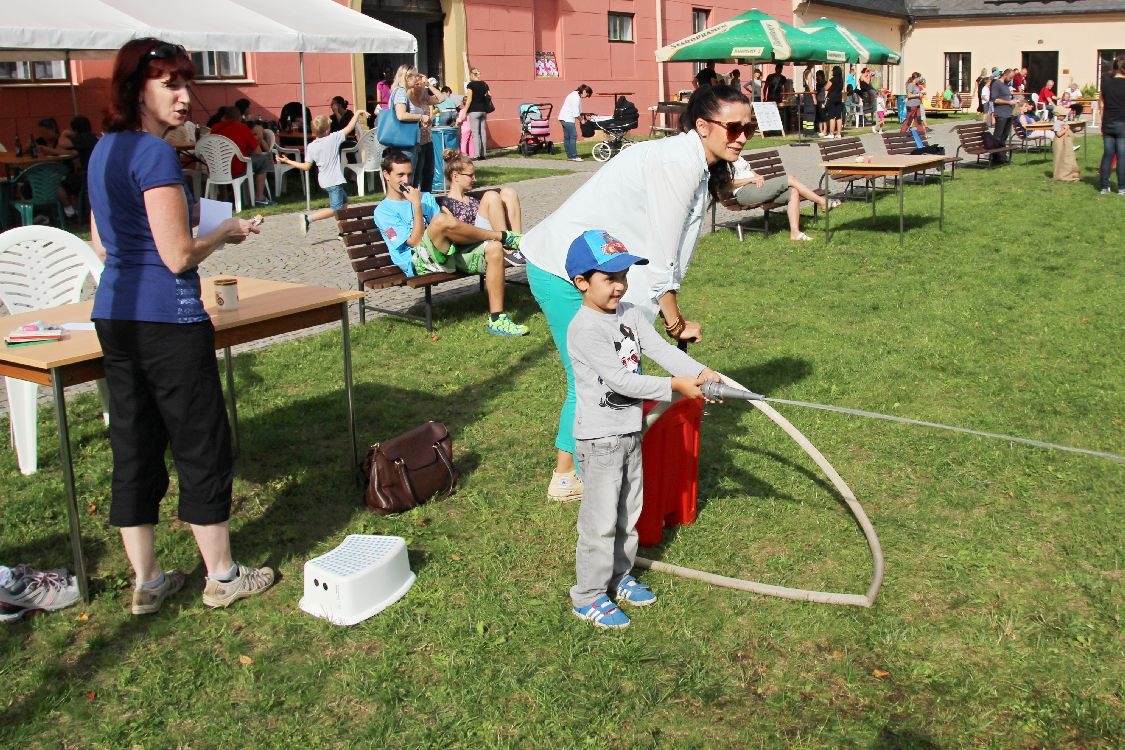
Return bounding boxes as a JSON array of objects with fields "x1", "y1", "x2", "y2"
[
  {"x1": 794, "y1": 18, "x2": 901, "y2": 65},
  {"x1": 654, "y1": 8, "x2": 817, "y2": 63}
]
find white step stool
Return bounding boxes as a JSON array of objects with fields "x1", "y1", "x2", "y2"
[{"x1": 299, "y1": 535, "x2": 416, "y2": 626}]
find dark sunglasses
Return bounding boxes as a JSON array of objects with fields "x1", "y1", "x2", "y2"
[
  {"x1": 136, "y1": 43, "x2": 188, "y2": 80},
  {"x1": 703, "y1": 118, "x2": 754, "y2": 139}
]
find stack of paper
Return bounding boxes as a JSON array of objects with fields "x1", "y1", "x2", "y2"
[{"x1": 6, "y1": 321, "x2": 64, "y2": 346}]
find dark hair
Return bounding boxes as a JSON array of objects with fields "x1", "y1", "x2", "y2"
[
  {"x1": 440, "y1": 85, "x2": 452, "y2": 95},
  {"x1": 576, "y1": 84, "x2": 593, "y2": 96},
  {"x1": 104, "y1": 38, "x2": 195, "y2": 132},
  {"x1": 680, "y1": 83, "x2": 749, "y2": 135},
  {"x1": 331, "y1": 95, "x2": 349, "y2": 109},
  {"x1": 69, "y1": 115, "x2": 92, "y2": 134},
  {"x1": 235, "y1": 98, "x2": 250, "y2": 113},
  {"x1": 37, "y1": 117, "x2": 59, "y2": 132},
  {"x1": 381, "y1": 149, "x2": 413, "y2": 174},
  {"x1": 1114, "y1": 54, "x2": 1125, "y2": 75}
]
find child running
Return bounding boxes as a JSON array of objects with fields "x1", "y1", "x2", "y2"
[
  {"x1": 564, "y1": 229, "x2": 720, "y2": 630},
  {"x1": 275, "y1": 109, "x2": 367, "y2": 236}
]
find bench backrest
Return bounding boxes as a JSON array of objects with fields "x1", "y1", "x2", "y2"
[
  {"x1": 336, "y1": 203, "x2": 405, "y2": 291},
  {"x1": 741, "y1": 148, "x2": 785, "y2": 181},
  {"x1": 882, "y1": 131, "x2": 918, "y2": 155},
  {"x1": 954, "y1": 122, "x2": 989, "y2": 150},
  {"x1": 817, "y1": 136, "x2": 866, "y2": 162}
]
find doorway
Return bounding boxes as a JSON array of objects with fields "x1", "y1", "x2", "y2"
[{"x1": 1022, "y1": 51, "x2": 1058, "y2": 95}]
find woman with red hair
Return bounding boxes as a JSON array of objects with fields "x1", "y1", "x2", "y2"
[{"x1": 87, "y1": 38, "x2": 274, "y2": 615}]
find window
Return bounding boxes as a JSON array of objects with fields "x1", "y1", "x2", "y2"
[
  {"x1": 608, "y1": 13, "x2": 634, "y2": 43},
  {"x1": 692, "y1": 9, "x2": 709, "y2": 76},
  {"x1": 0, "y1": 60, "x2": 69, "y2": 83},
  {"x1": 1097, "y1": 49, "x2": 1124, "y2": 89},
  {"x1": 190, "y1": 51, "x2": 246, "y2": 80},
  {"x1": 944, "y1": 52, "x2": 971, "y2": 93}
]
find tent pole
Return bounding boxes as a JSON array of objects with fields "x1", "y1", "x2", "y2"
[
  {"x1": 300, "y1": 51, "x2": 311, "y2": 211},
  {"x1": 67, "y1": 52, "x2": 78, "y2": 115}
]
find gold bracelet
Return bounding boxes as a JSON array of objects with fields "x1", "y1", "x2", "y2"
[{"x1": 664, "y1": 315, "x2": 686, "y2": 339}]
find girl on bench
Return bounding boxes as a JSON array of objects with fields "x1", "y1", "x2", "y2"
[{"x1": 720, "y1": 155, "x2": 840, "y2": 242}]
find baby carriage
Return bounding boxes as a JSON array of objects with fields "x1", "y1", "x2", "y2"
[
  {"x1": 590, "y1": 96, "x2": 639, "y2": 162},
  {"x1": 518, "y1": 102, "x2": 554, "y2": 156}
]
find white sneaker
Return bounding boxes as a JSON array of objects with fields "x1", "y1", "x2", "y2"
[
  {"x1": 547, "y1": 470, "x2": 583, "y2": 502},
  {"x1": 299, "y1": 214, "x2": 310, "y2": 236}
]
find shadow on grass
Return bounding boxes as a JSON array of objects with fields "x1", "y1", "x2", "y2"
[
  {"x1": 641, "y1": 356, "x2": 872, "y2": 568},
  {"x1": 0, "y1": 334, "x2": 554, "y2": 737}
]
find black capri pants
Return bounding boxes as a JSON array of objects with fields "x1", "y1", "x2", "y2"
[{"x1": 94, "y1": 318, "x2": 233, "y2": 527}]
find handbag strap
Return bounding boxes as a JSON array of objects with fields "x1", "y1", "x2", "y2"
[
  {"x1": 393, "y1": 441, "x2": 455, "y2": 503},
  {"x1": 432, "y1": 441, "x2": 456, "y2": 496},
  {"x1": 393, "y1": 457, "x2": 419, "y2": 505}
]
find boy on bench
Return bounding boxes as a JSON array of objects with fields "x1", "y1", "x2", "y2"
[{"x1": 374, "y1": 151, "x2": 530, "y2": 336}]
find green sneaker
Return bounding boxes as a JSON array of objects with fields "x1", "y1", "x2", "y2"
[{"x1": 486, "y1": 313, "x2": 529, "y2": 337}]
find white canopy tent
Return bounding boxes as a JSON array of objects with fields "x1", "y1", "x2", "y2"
[{"x1": 0, "y1": 0, "x2": 417, "y2": 207}]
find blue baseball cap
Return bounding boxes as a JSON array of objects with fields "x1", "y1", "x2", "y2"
[{"x1": 565, "y1": 229, "x2": 649, "y2": 280}]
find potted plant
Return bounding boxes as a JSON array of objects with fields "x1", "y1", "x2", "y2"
[{"x1": 1081, "y1": 83, "x2": 1098, "y2": 99}]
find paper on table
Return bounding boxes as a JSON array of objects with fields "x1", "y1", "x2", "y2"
[
  {"x1": 60, "y1": 323, "x2": 96, "y2": 331},
  {"x1": 198, "y1": 198, "x2": 232, "y2": 239}
]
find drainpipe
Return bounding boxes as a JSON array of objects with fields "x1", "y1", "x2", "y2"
[
  {"x1": 656, "y1": 0, "x2": 666, "y2": 102},
  {"x1": 900, "y1": 18, "x2": 914, "y2": 93}
]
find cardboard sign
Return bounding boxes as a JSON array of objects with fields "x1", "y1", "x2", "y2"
[{"x1": 752, "y1": 101, "x2": 785, "y2": 136}]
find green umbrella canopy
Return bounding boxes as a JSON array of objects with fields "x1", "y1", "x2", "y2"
[
  {"x1": 795, "y1": 18, "x2": 901, "y2": 65},
  {"x1": 654, "y1": 8, "x2": 816, "y2": 63}
]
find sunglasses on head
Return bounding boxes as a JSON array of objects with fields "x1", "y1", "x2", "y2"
[
  {"x1": 149, "y1": 43, "x2": 187, "y2": 60},
  {"x1": 703, "y1": 118, "x2": 754, "y2": 139}
]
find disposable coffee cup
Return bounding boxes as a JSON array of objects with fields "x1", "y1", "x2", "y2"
[{"x1": 213, "y1": 278, "x2": 239, "y2": 311}]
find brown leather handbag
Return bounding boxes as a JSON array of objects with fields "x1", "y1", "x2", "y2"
[{"x1": 360, "y1": 421, "x2": 459, "y2": 514}]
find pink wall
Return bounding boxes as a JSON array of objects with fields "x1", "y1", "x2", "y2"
[
  {"x1": 462, "y1": 0, "x2": 794, "y2": 148},
  {"x1": 0, "y1": 51, "x2": 353, "y2": 147}
]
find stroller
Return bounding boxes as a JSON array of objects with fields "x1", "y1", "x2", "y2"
[
  {"x1": 590, "y1": 96, "x2": 639, "y2": 162},
  {"x1": 518, "y1": 102, "x2": 554, "y2": 156}
]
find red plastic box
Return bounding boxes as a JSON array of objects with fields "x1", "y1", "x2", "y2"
[{"x1": 637, "y1": 397, "x2": 702, "y2": 547}]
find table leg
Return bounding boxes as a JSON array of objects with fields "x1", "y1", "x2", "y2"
[
  {"x1": 939, "y1": 163, "x2": 945, "y2": 231},
  {"x1": 898, "y1": 178, "x2": 905, "y2": 248},
  {"x1": 341, "y1": 303, "x2": 358, "y2": 471},
  {"x1": 823, "y1": 170, "x2": 830, "y2": 243},
  {"x1": 52, "y1": 368, "x2": 89, "y2": 604},
  {"x1": 223, "y1": 346, "x2": 239, "y2": 457}
]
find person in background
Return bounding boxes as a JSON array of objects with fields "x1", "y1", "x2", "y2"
[
  {"x1": 846, "y1": 65, "x2": 857, "y2": 90},
  {"x1": 56, "y1": 115, "x2": 99, "y2": 220},
  {"x1": 463, "y1": 67, "x2": 491, "y2": 160},
  {"x1": 563, "y1": 229, "x2": 720, "y2": 630},
  {"x1": 727, "y1": 68, "x2": 741, "y2": 91},
  {"x1": 438, "y1": 150, "x2": 522, "y2": 234},
  {"x1": 234, "y1": 98, "x2": 251, "y2": 121},
  {"x1": 209, "y1": 105, "x2": 274, "y2": 206},
  {"x1": 1098, "y1": 53, "x2": 1125, "y2": 195},
  {"x1": 746, "y1": 69, "x2": 764, "y2": 102},
  {"x1": 718, "y1": 153, "x2": 841, "y2": 242},
  {"x1": 520, "y1": 85, "x2": 750, "y2": 501},
  {"x1": 559, "y1": 83, "x2": 593, "y2": 162},
  {"x1": 991, "y1": 68, "x2": 1018, "y2": 164},
  {"x1": 374, "y1": 151, "x2": 529, "y2": 337},
  {"x1": 825, "y1": 65, "x2": 845, "y2": 139},
  {"x1": 435, "y1": 86, "x2": 462, "y2": 126},
  {"x1": 900, "y1": 71, "x2": 925, "y2": 135},
  {"x1": 1013, "y1": 66, "x2": 1028, "y2": 92},
  {"x1": 815, "y1": 69, "x2": 828, "y2": 138},
  {"x1": 975, "y1": 67, "x2": 992, "y2": 122},
  {"x1": 375, "y1": 67, "x2": 394, "y2": 113},
  {"x1": 1038, "y1": 80, "x2": 1058, "y2": 110},
  {"x1": 86, "y1": 38, "x2": 273, "y2": 616},
  {"x1": 408, "y1": 74, "x2": 446, "y2": 192},
  {"x1": 329, "y1": 96, "x2": 354, "y2": 134},
  {"x1": 694, "y1": 63, "x2": 718, "y2": 89},
  {"x1": 276, "y1": 109, "x2": 367, "y2": 236},
  {"x1": 764, "y1": 64, "x2": 785, "y2": 103},
  {"x1": 1016, "y1": 100, "x2": 1054, "y2": 145}
]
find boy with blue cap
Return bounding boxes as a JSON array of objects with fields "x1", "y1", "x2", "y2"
[{"x1": 565, "y1": 229, "x2": 721, "y2": 629}]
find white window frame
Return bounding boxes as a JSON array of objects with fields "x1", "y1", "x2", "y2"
[
  {"x1": 190, "y1": 51, "x2": 247, "y2": 80},
  {"x1": 608, "y1": 13, "x2": 634, "y2": 43},
  {"x1": 0, "y1": 60, "x2": 70, "y2": 84}
]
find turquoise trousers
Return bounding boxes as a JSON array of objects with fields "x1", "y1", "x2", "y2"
[{"x1": 526, "y1": 262, "x2": 583, "y2": 456}]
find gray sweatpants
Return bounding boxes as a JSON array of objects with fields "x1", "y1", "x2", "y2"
[
  {"x1": 468, "y1": 111, "x2": 488, "y2": 158},
  {"x1": 570, "y1": 432, "x2": 643, "y2": 608}
]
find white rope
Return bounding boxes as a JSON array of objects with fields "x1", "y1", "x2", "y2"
[{"x1": 635, "y1": 376, "x2": 885, "y2": 608}]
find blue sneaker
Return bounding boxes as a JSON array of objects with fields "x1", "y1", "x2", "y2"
[
  {"x1": 572, "y1": 594, "x2": 631, "y2": 629},
  {"x1": 614, "y1": 575, "x2": 657, "y2": 607}
]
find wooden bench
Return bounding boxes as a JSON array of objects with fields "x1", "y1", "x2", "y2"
[
  {"x1": 709, "y1": 149, "x2": 823, "y2": 241},
  {"x1": 928, "y1": 94, "x2": 967, "y2": 115},
  {"x1": 336, "y1": 203, "x2": 481, "y2": 332},
  {"x1": 881, "y1": 131, "x2": 961, "y2": 180},
  {"x1": 952, "y1": 122, "x2": 1016, "y2": 168},
  {"x1": 816, "y1": 137, "x2": 875, "y2": 200}
]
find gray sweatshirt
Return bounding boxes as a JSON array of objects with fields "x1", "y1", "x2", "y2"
[{"x1": 567, "y1": 303, "x2": 706, "y2": 441}]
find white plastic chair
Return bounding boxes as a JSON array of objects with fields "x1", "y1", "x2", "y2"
[
  {"x1": 261, "y1": 128, "x2": 306, "y2": 198},
  {"x1": 0, "y1": 226, "x2": 108, "y2": 475},
  {"x1": 341, "y1": 128, "x2": 385, "y2": 197},
  {"x1": 195, "y1": 134, "x2": 255, "y2": 212}
]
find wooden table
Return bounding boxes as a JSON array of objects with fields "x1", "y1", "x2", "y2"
[
  {"x1": 821, "y1": 154, "x2": 947, "y2": 247},
  {"x1": 0, "y1": 277, "x2": 363, "y2": 602},
  {"x1": 0, "y1": 152, "x2": 73, "y2": 178}
]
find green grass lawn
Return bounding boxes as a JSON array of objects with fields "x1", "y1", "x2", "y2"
[{"x1": 1, "y1": 138, "x2": 1122, "y2": 748}]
